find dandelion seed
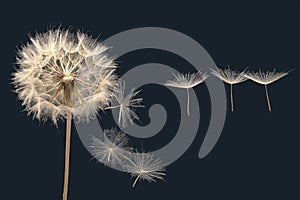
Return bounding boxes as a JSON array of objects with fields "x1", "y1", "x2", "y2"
[
  {"x1": 211, "y1": 66, "x2": 248, "y2": 112},
  {"x1": 244, "y1": 69, "x2": 290, "y2": 112},
  {"x1": 124, "y1": 152, "x2": 166, "y2": 188},
  {"x1": 11, "y1": 28, "x2": 117, "y2": 200},
  {"x1": 105, "y1": 80, "x2": 144, "y2": 129},
  {"x1": 164, "y1": 70, "x2": 209, "y2": 116},
  {"x1": 90, "y1": 128, "x2": 131, "y2": 167}
]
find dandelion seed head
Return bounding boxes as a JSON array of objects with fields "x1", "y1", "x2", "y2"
[
  {"x1": 211, "y1": 67, "x2": 248, "y2": 84},
  {"x1": 12, "y1": 28, "x2": 118, "y2": 124},
  {"x1": 244, "y1": 69, "x2": 289, "y2": 85},
  {"x1": 90, "y1": 128, "x2": 131, "y2": 167},
  {"x1": 108, "y1": 80, "x2": 144, "y2": 129},
  {"x1": 125, "y1": 152, "x2": 166, "y2": 186},
  {"x1": 164, "y1": 70, "x2": 209, "y2": 89}
]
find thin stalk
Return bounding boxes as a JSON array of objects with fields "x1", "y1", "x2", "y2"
[
  {"x1": 264, "y1": 84, "x2": 271, "y2": 112},
  {"x1": 118, "y1": 105, "x2": 123, "y2": 125},
  {"x1": 132, "y1": 173, "x2": 142, "y2": 188},
  {"x1": 62, "y1": 112, "x2": 72, "y2": 200},
  {"x1": 108, "y1": 149, "x2": 112, "y2": 162},
  {"x1": 187, "y1": 88, "x2": 190, "y2": 116},
  {"x1": 230, "y1": 84, "x2": 234, "y2": 112}
]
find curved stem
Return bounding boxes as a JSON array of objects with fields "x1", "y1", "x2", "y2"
[
  {"x1": 132, "y1": 173, "x2": 142, "y2": 188},
  {"x1": 264, "y1": 84, "x2": 271, "y2": 112},
  {"x1": 187, "y1": 88, "x2": 190, "y2": 116},
  {"x1": 230, "y1": 84, "x2": 234, "y2": 112},
  {"x1": 62, "y1": 112, "x2": 72, "y2": 200}
]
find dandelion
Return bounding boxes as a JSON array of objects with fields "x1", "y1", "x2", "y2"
[
  {"x1": 90, "y1": 128, "x2": 131, "y2": 167},
  {"x1": 211, "y1": 67, "x2": 248, "y2": 112},
  {"x1": 12, "y1": 28, "x2": 117, "y2": 200},
  {"x1": 164, "y1": 70, "x2": 209, "y2": 116},
  {"x1": 124, "y1": 152, "x2": 166, "y2": 188},
  {"x1": 244, "y1": 69, "x2": 290, "y2": 112},
  {"x1": 105, "y1": 80, "x2": 144, "y2": 129},
  {"x1": 90, "y1": 129, "x2": 166, "y2": 187}
]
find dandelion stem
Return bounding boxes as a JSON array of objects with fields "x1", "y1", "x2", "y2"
[
  {"x1": 264, "y1": 84, "x2": 271, "y2": 112},
  {"x1": 187, "y1": 88, "x2": 190, "y2": 116},
  {"x1": 108, "y1": 150, "x2": 112, "y2": 162},
  {"x1": 62, "y1": 112, "x2": 72, "y2": 200},
  {"x1": 132, "y1": 173, "x2": 142, "y2": 188},
  {"x1": 118, "y1": 105, "x2": 122, "y2": 125},
  {"x1": 230, "y1": 84, "x2": 234, "y2": 112}
]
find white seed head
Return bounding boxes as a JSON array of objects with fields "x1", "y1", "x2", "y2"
[
  {"x1": 107, "y1": 80, "x2": 144, "y2": 129},
  {"x1": 12, "y1": 28, "x2": 118, "y2": 124},
  {"x1": 164, "y1": 70, "x2": 209, "y2": 89},
  {"x1": 90, "y1": 128, "x2": 131, "y2": 167},
  {"x1": 211, "y1": 66, "x2": 248, "y2": 84},
  {"x1": 125, "y1": 152, "x2": 166, "y2": 187},
  {"x1": 244, "y1": 69, "x2": 289, "y2": 85}
]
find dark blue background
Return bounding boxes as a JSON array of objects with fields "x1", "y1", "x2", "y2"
[{"x1": 2, "y1": 1, "x2": 299, "y2": 199}]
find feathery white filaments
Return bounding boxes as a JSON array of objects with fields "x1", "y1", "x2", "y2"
[
  {"x1": 90, "y1": 129, "x2": 131, "y2": 167},
  {"x1": 90, "y1": 129, "x2": 166, "y2": 187},
  {"x1": 124, "y1": 152, "x2": 166, "y2": 188},
  {"x1": 105, "y1": 80, "x2": 144, "y2": 129},
  {"x1": 244, "y1": 69, "x2": 290, "y2": 112},
  {"x1": 210, "y1": 67, "x2": 248, "y2": 112},
  {"x1": 12, "y1": 28, "x2": 118, "y2": 125},
  {"x1": 164, "y1": 70, "x2": 209, "y2": 116}
]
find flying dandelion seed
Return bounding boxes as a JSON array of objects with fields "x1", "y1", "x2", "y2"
[
  {"x1": 164, "y1": 70, "x2": 209, "y2": 116},
  {"x1": 105, "y1": 80, "x2": 144, "y2": 129},
  {"x1": 12, "y1": 28, "x2": 118, "y2": 200},
  {"x1": 90, "y1": 129, "x2": 167, "y2": 187},
  {"x1": 244, "y1": 69, "x2": 290, "y2": 112},
  {"x1": 90, "y1": 128, "x2": 132, "y2": 167},
  {"x1": 211, "y1": 66, "x2": 248, "y2": 112},
  {"x1": 124, "y1": 152, "x2": 166, "y2": 188}
]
